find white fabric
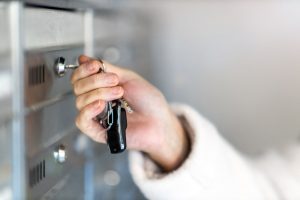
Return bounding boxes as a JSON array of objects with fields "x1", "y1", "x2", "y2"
[{"x1": 129, "y1": 104, "x2": 300, "y2": 200}]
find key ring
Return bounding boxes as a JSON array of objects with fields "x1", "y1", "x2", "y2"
[
  {"x1": 98, "y1": 58, "x2": 133, "y2": 114},
  {"x1": 98, "y1": 58, "x2": 107, "y2": 72},
  {"x1": 96, "y1": 59, "x2": 114, "y2": 130}
]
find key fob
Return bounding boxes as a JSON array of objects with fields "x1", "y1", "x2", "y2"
[{"x1": 107, "y1": 101, "x2": 127, "y2": 154}]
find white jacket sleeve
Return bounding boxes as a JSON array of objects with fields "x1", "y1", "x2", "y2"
[{"x1": 128, "y1": 104, "x2": 300, "y2": 200}]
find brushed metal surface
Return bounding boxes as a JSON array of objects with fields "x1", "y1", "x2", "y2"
[
  {"x1": 0, "y1": 51, "x2": 12, "y2": 121},
  {"x1": 10, "y1": 2, "x2": 27, "y2": 198},
  {"x1": 0, "y1": 121, "x2": 12, "y2": 200},
  {"x1": 24, "y1": 47, "x2": 83, "y2": 107},
  {"x1": 0, "y1": 4, "x2": 10, "y2": 56},
  {"x1": 25, "y1": 94, "x2": 78, "y2": 157},
  {"x1": 0, "y1": 4, "x2": 12, "y2": 200},
  {"x1": 0, "y1": 69, "x2": 12, "y2": 122},
  {"x1": 22, "y1": 8, "x2": 87, "y2": 198},
  {"x1": 21, "y1": 6, "x2": 89, "y2": 200},
  {"x1": 1, "y1": 3, "x2": 149, "y2": 199},
  {"x1": 27, "y1": 131, "x2": 85, "y2": 200},
  {"x1": 24, "y1": 7, "x2": 84, "y2": 50},
  {"x1": 0, "y1": 4, "x2": 12, "y2": 121},
  {"x1": 41, "y1": 167, "x2": 85, "y2": 200}
]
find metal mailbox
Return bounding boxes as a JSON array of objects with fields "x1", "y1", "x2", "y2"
[
  {"x1": 23, "y1": 7, "x2": 87, "y2": 200},
  {"x1": 1, "y1": 1, "x2": 148, "y2": 199}
]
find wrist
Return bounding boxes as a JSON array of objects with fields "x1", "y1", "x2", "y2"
[{"x1": 147, "y1": 109, "x2": 190, "y2": 172}]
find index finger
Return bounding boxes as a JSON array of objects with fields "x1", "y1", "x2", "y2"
[
  {"x1": 78, "y1": 55, "x2": 92, "y2": 65},
  {"x1": 74, "y1": 55, "x2": 133, "y2": 84},
  {"x1": 71, "y1": 59, "x2": 102, "y2": 84}
]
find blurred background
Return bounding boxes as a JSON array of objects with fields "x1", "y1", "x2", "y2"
[
  {"x1": 0, "y1": 0, "x2": 300, "y2": 199},
  {"x1": 125, "y1": 0, "x2": 300, "y2": 154}
]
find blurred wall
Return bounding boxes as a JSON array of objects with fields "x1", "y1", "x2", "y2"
[{"x1": 124, "y1": 1, "x2": 300, "y2": 154}]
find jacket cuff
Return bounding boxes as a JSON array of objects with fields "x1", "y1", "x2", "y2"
[{"x1": 128, "y1": 103, "x2": 224, "y2": 199}]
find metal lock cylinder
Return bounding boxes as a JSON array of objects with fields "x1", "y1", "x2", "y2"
[
  {"x1": 53, "y1": 144, "x2": 67, "y2": 163},
  {"x1": 54, "y1": 57, "x2": 78, "y2": 77}
]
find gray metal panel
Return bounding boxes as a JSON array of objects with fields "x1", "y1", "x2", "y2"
[
  {"x1": 0, "y1": 69, "x2": 12, "y2": 123},
  {"x1": 0, "y1": 121, "x2": 12, "y2": 200},
  {"x1": 24, "y1": 8, "x2": 85, "y2": 50},
  {"x1": 23, "y1": 7, "x2": 88, "y2": 200},
  {"x1": 24, "y1": 47, "x2": 83, "y2": 107},
  {"x1": 24, "y1": 44, "x2": 85, "y2": 199},
  {"x1": 25, "y1": 95, "x2": 78, "y2": 157},
  {"x1": 24, "y1": 0, "x2": 111, "y2": 11},
  {"x1": 10, "y1": 2, "x2": 27, "y2": 198},
  {"x1": 27, "y1": 131, "x2": 85, "y2": 200},
  {"x1": 0, "y1": 3, "x2": 10, "y2": 57},
  {"x1": 0, "y1": 3, "x2": 13, "y2": 200},
  {"x1": 0, "y1": 3, "x2": 12, "y2": 121},
  {"x1": 3, "y1": 2, "x2": 148, "y2": 199},
  {"x1": 43, "y1": 167, "x2": 85, "y2": 200}
]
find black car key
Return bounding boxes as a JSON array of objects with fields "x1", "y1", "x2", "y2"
[{"x1": 106, "y1": 100, "x2": 127, "y2": 153}]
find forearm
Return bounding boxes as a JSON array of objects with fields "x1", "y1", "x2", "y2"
[{"x1": 147, "y1": 107, "x2": 190, "y2": 172}]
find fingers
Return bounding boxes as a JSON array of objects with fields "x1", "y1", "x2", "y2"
[
  {"x1": 71, "y1": 59, "x2": 102, "y2": 84},
  {"x1": 73, "y1": 55, "x2": 134, "y2": 85},
  {"x1": 75, "y1": 100, "x2": 107, "y2": 143},
  {"x1": 73, "y1": 72, "x2": 120, "y2": 95},
  {"x1": 75, "y1": 86, "x2": 124, "y2": 110},
  {"x1": 78, "y1": 55, "x2": 92, "y2": 64}
]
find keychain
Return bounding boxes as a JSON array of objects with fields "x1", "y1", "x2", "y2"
[{"x1": 55, "y1": 57, "x2": 132, "y2": 153}]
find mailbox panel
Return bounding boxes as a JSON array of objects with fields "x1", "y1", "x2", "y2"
[
  {"x1": 24, "y1": 8, "x2": 84, "y2": 50},
  {"x1": 23, "y1": 6, "x2": 86, "y2": 199},
  {"x1": 27, "y1": 131, "x2": 85, "y2": 200},
  {"x1": 24, "y1": 47, "x2": 83, "y2": 107}
]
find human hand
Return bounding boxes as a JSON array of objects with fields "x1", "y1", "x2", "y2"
[{"x1": 71, "y1": 55, "x2": 189, "y2": 171}]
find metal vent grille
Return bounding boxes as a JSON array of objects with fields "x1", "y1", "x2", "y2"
[
  {"x1": 29, "y1": 160, "x2": 46, "y2": 187},
  {"x1": 29, "y1": 64, "x2": 45, "y2": 86}
]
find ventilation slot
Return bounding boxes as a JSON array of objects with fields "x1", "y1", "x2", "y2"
[
  {"x1": 29, "y1": 64, "x2": 45, "y2": 86},
  {"x1": 29, "y1": 160, "x2": 46, "y2": 187}
]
